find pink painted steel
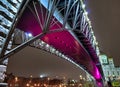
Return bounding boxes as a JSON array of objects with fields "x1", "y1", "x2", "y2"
[{"x1": 17, "y1": 4, "x2": 102, "y2": 81}]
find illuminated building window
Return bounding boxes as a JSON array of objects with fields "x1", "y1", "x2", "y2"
[{"x1": 117, "y1": 71, "x2": 119, "y2": 75}]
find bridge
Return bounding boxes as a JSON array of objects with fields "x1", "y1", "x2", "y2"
[{"x1": 0, "y1": 0, "x2": 103, "y2": 86}]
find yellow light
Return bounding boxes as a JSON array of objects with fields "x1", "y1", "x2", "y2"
[
  {"x1": 26, "y1": 83, "x2": 30, "y2": 86},
  {"x1": 48, "y1": 77, "x2": 50, "y2": 80},
  {"x1": 44, "y1": 84, "x2": 46, "y2": 86},
  {"x1": 79, "y1": 83, "x2": 82, "y2": 86},
  {"x1": 38, "y1": 84, "x2": 40, "y2": 86},
  {"x1": 30, "y1": 75, "x2": 33, "y2": 78},
  {"x1": 80, "y1": 75, "x2": 82, "y2": 78},
  {"x1": 34, "y1": 83, "x2": 37, "y2": 86},
  {"x1": 59, "y1": 84, "x2": 62, "y2": 87},
  {"x1": 15, "y1": 77, "x2": 18, "y2": 82}
]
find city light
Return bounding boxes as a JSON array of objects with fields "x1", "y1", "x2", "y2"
[
  {"x1": 84, "y1": 11, "x2": 88, "y2": 16},
  {"x1": 40, "y1": 74, "x2": 47, "y2": 78},
  {"x1": 82, "y1": 4, "x2": 86, "y2": 9},
  {"x1": 7, "y1": 74, "x2": 97, "y2": 87},
  {"x1": 0, "y1": 0, "x2": 103, "y2": 86},
  {"x1": 28, "y1": 33, "x2": 32, "y2": 37},
  {"x1": 25, "y1": 32, "x2": 33, "y2": 38},
  {"x1": 15, "y1": 77, "x2": 18, "y2": 82},
  {"x1": 26, "y1": 83, "x2": 30, "y2": 87},
  {"x1": 40, "y1": 75, "x2": 44, "y2": 78},
  {"x1": 46, "y1": 44, "x2": 49, "y2": 48}
]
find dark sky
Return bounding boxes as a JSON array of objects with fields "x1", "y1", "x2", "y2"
[
  {"x1": 7, "y1": 0, "x2": 120, "y2": 79},
  {"x1": 86, "y1": 0, "x2": 120, "y2": 66},
  {"x1": 7, "y1": 47, "x2": 86, "y2": 80}
]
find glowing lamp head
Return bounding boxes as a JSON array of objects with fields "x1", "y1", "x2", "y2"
[
  {"x1": 84, "y1": 11, "x2": 88, "y2": 16},
  {"x1": 28, "y1": 33, "x2": 32, "y2": 37},
  {"x1": 40, "y1": 75, "x2": 44, "y2": 78},
  {"x1": 82, "y1": 4, "x2": 86, "y2": 9}
]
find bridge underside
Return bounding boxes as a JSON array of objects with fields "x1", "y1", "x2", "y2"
[
  {"x1": 0, "y1": 0, "x2": 103, "y2": 86},
  {"x1": 17, "y1": 0, "x2": 102, "y2": 83}
]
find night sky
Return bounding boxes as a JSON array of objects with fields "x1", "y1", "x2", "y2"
[
  {"x1": 7, "y1": 0, "x2": 120, "y2": 79},
  {"x1": 7, "y1": 47, "x2": 86, "y2": 80},
  {"x1": 86, "y1": 0, "x2": 120, "y2": 66}
]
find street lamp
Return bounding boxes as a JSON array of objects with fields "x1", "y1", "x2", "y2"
[
  {"x1": 26, "y1": 83, "x2": 30, "y2": 87},
  {"x1": 28, "y1": 33, "x2": 32, "y2": 37},
  {"x1": 15, "y1": 77, "x2": 18, "y2": 82}
]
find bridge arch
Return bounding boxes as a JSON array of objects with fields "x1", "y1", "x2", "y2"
[{"x1": 0, "y1": 0, "x2": 103, "y2": 86}]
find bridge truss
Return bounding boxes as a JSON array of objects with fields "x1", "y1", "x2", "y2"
[{"x1": 0, "y1": 0, "x2": 103, "y2": 86}]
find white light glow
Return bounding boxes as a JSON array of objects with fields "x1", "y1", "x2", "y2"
[
  {"x1": 46, "y1": 44, "x2": 49, "y2": 48},
  {"x1": 84, "y1": 11, "x2": 88, "y2": 16},
  {"x1": 28, "y1": 33, "x2": 32, "y2": 37},
  {"x1": 40, "y1": 74, "x2": 46, "y2": 78},
  {"x1": 40, "y1": 75, "x2": 43, "y2": 78},
  {"x1": 82, "y1": 4, "x2": 86, "y2": 9}
]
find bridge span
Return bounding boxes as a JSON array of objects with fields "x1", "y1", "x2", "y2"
[{"x1": 0, "y1": 0, "x2": 103, "y2": 86}]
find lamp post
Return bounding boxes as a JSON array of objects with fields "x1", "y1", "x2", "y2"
[
  {"x1": 47, "y1": 77, "x2": 50, "y2": 86},
  {"x1": 14, "y1": 76, "x2": 19, "y2": 87}
]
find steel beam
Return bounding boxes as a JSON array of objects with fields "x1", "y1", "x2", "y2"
[{"x1": 0, "y1": 33, "x2": 45, "y2": 62}]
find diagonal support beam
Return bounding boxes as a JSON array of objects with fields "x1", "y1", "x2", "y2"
[
  {"x1": 43, "y1": 0, "x2": 60, "y2": 33},
  {"x1": 0, "y1": 27, "x2": 70, "y2": 63},
  {"x1": 0, "y1": 33, "x2": 45, "y2": 63},
  {"x1": 32, "y1": 0, "x2": 43, "y2": 30}
]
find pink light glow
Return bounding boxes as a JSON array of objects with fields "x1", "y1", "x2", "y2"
[
  {"x1": 17, "y1": 3, "x2": 102, "y2": 81},
  {"x1": 95, "y1": 67, "x2": 101, "y2": 80}
]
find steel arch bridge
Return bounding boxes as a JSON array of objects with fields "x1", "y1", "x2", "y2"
[{"x1": 0, "y1": 0, "x2": 103, "y2": 86}]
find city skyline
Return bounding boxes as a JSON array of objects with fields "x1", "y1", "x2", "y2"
[{"x1": 7, "y1": 46, "x2": 87, "y2": 80}]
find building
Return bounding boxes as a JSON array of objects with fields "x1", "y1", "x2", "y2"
[
  {"x1": 7, "y1": 76, "x2": 64, "y2": 87},
  {"x1": 99, "y1": 54, "x2": 120, "y2": 81},
  {"x1": 0, "y1": 65, "x2": 7, "y2": 82}
]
